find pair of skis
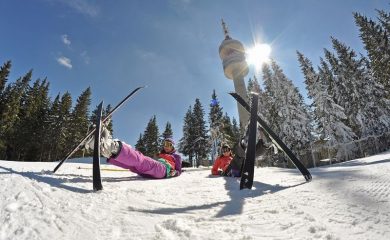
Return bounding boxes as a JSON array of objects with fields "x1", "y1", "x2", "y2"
[
  {"x1": 230, "y1": 92, "x2": 312, "y2": 190},
  {"x1": 52, "y1": 86, "x2": 145, "y2": 190}
]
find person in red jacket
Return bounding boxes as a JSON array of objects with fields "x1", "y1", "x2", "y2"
[{"x1": 211, "y1": 144, "x2": 233, "y2": 176}]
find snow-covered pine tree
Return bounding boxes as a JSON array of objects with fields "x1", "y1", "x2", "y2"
[
  {"x1": 377, "y1": 9, "x2": 390, "y2": 32},
  {"x1": 297, "y1": 51, "x2": 355, "y2": 146},
  {"x1": 231, "y1": 117, "x2": 240, "y2": 141},
  {"x1": 247, "y1": 75, "x2": 268, "y2": 124},
  {"x1": 261, "y1": 64, "x2": 280, "y2": 133},
  {"x1": 247, "y1": 75, "x2": 261, "y2": 96},
  {"x1": 142, "y1": 115, "x2": 160, "y2": 158},
  {"x1": 262, "y1": 60, "x2": 313, "y2": 153},
  {"x1": 221, "y1": 112, "x2": 236, "y2": 148},
  {"x1": 330, "y1": 38, "x2": 389, "y2": 137},
  {"x1": 354, "y1": 11, "x2": 390, "y2": 96}
]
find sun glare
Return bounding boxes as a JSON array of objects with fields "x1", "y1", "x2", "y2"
[{"x1": 246, "y1": 44, "x2": 272, "y2": 71}]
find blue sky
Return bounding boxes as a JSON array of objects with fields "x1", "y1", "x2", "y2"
[{"x1": 0, "y1": 0, "x2": 388, "y2": 146}]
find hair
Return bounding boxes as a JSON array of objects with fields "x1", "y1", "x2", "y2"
[
  {"x1": 218, "y1": 144, "x2": 233, "y2": 158},
  {"x1": 160, "y1": 138, "x2": 175, "y2": 154}
]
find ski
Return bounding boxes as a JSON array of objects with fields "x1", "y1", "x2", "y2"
[
  {"x1": 93, "y1": 101, "x2": 103, "y2": 191},
  {"x1": 229, "y1": 92, "x2": 312, "y2": 182},
  {"x1": 77, "y1": 166, "x2": 130, "y2": 172},
  {"x1": 53, "y1": 86, "x2": 145, "y2": 173},
  {"x1": 240, "y1": 93, "x2": 258, "y2": 189}
]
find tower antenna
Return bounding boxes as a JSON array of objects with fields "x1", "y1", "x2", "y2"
[{"x1": 221, "y1": 19, "x2": 231, "y2": 40}]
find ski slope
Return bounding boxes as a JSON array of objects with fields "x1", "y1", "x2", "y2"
[{"x1": 1, "y1": 151, "x2": 389, "y2": 240}]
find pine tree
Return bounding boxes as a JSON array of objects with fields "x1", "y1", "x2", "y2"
[
  {"x1": 0, "y1": 71, "x2": 32, "y2": 160},
  {"x1": 90, "y1": 103, "x2": 113, "y2": 137},
  {"x1": 135, "y1": 133, "x2": 146, "y2": 154},
  {"x1": 377, "y1": 9, "x2": 390, "y2": 33},
  {"x1": 142, "y1": 115, "x2": 160, "y2": 157},
  {"x1": 262, "y1": 60, "x2": 313, "y2": 153},
  {"x1": 247, "y1": 75, "x2": 261, "y2": 101},
  {"x1": 67, "y1": 87, "x2": 91, "y2": 157},
  {"x1": 0, "y1": 61, "x2": 12, "y2": 155},
  {"x1": 179, "y1": 106, "x2": 195, "y2": 165},
  {"x1": 329, "y1": 38, "x2": 389, "y2": 137},
  {"x1": 14, "y1": 79, "x2": 51, "y2": 161},
  {"x1": 231, "y1": 117, "x2": 240, "y2": 141},
  {"x1": 208, "y1": 90, "x2": 224, "y2": 161},
  {"x1": 297, "y1": 51, "x2": 355, "y2": 145},
  {"x1": 46, "y1": 94, "x2": 61, "y2": 160},
  {"x1": 162, "y1": 122, "x2": 173, "y2": 139},
  {"x1": 262, "y1": 64, "x2": 282, "y2": 134},
  {"x1": 221, "y1": 112, "x2": 236, "y2": 148},
  {"x1": 0, "y1": 61, "x2": 11, "y2": 95},
  {"x1": 104, "y1": 104, "x2": 113, "y2": 133},
  {"x1": 57, "y1": 92, "x2": 73, "y2": 159},
  {"x1": 354, "y1": 12, "x2": 390, "y2": 96},
  {"x1": 247, "y1": 75, "x2": 268, "y2": 122},
  {"x1": 192, "y1": 98, "x2": 209, "y2": 166},
  {"x1": 318, "y1": 58, "x2": 356, "y2": 144}
]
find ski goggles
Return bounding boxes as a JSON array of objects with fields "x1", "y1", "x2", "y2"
[
  {"x1": 222, "y1": 147, "x2": 231, "y2": 153},
  {"x1": 164, "y1": 141, "x2": 173, "y2": 148}
]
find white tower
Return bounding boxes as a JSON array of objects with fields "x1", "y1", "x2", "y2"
[{"x1": 218, "y1": 19, "x2": 249, "y2": 127}]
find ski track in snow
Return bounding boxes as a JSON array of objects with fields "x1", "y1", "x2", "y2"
[{"x1": 0, "y1": 152, "x2": 389, "y2": 240}]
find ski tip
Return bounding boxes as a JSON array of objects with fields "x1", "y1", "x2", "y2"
[{"x1": 304, "y1": 174, "x2": 312, "y2": 182}]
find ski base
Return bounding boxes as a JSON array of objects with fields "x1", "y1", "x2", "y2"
[
  {"x1": 93, "y1": 101, "x2": 103, "y2": 191},
  {"x1": 240, "y1": 93, "x2": 258, "y2": 190}
]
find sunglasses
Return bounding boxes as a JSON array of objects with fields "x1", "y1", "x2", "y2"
[
  {"x1": 222, "y1": 148, "x2": 231, "y2": 153},
  {"x1": 164, "y1": 141, "x2": 173, "y2": 148}
]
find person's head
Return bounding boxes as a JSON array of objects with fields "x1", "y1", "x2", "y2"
[
  {"x1": 220, "y1": 143, "x2": 231, "y2": 156},
  {"x1": 162, "y1": 138, "x2": 175, "y2": 153}
]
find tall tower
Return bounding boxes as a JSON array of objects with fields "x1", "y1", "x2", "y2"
[{"x1": 218, "y1": 19, "x2": 249, "y2": 127}]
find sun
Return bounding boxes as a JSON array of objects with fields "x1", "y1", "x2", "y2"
[{"x1": 246, "y1": 44, "x2": 272, "y2": 71}]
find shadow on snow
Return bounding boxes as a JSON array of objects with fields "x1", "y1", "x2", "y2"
[
  {"x1": 130, "y1": 173, "x2": 307, "y2": 218},
  {"x1": 216, "y1": 177, "x2": 307, "y2": 218},
  {"x1": 0, "y1": 165, "x2": 93, "y2": 193}
]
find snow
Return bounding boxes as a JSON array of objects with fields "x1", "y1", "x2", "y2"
[{"x1": 1, "y1": 152, "x2": 390, "y2": 240}]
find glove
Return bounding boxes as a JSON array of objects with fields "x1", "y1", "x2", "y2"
[
  {"x1": 218, "y1": 169, "x2": 225, "y2": 176},
  {"x1": 270, "y1": 143, "x2": 278, "y2": 154}
]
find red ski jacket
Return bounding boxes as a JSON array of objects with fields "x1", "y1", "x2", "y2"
[{"x1": 211, "y1": 155, "x2": 233, "y2": 175}]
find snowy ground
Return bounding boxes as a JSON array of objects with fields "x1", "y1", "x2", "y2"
[{"x1": 1, "y1": 152, "x2": 390, "y2": 240}]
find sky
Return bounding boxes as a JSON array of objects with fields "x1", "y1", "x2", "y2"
[{"x1": 0, "y1": 0, "x2": 388, "y2": 147}]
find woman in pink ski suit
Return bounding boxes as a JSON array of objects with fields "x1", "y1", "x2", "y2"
[{"x1": 87, "y1": 130, "x2": 182, "y2": 179}]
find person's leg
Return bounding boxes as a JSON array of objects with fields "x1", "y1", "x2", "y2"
[{"x1": 108, "y1": 142, "x2": 166, "y2": 179}]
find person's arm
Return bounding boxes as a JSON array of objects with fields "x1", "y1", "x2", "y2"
[
  {"x1": 173, "y1": 153, "x2": 182, "y2": 174},
  {"x1": 211, "y1": 158, "x2": 222, "y2": 175},
  {"x1": 222, "y1": 157, "x2": 233, "y2": 172}
]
